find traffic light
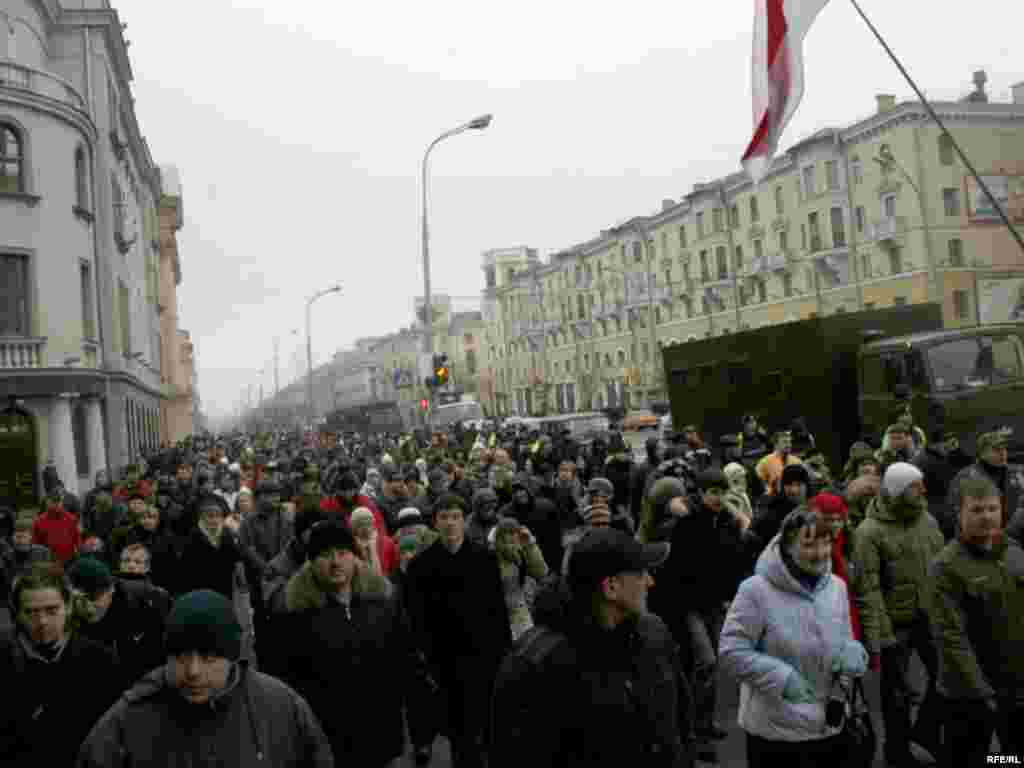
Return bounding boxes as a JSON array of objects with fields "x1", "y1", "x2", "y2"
[
  {"x1": 433, "y1": 354, "x2": 450, "y2": 387},
  {"x1": 419, "y1": 399, "x2": 429, "y2": 411}
]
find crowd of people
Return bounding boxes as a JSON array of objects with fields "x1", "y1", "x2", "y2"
[{"x1": 0, "y1": 412, "x2": 1022, "y2": 767}]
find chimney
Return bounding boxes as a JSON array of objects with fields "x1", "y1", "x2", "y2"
[
  {"x1": 876, "y1": 94, "x2": 897, "y2": 114},
  {"x1": 662, "y1": 198, "x2": 675, "y2": 212},
  {"x1": 972, "y1": 70, "x2": 989, "y2": 102},
  {"x1": 1012, "y1": 81, "x2": 1024, "y2": 105}
]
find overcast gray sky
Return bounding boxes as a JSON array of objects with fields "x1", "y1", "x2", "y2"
[{"x1": 115, "y1": 0, "x2": 1024, "y2": 421}]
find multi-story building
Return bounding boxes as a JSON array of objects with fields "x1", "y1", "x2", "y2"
[
  {"x1": 479, "y1": 71, "x2": 1024, "y2": 417},
  {"x1": 0, "y1": 0, "x2": 165, "y2": 505},
  {"x1": 158, "y1": 165, "x2": 194, "y2": 444}
]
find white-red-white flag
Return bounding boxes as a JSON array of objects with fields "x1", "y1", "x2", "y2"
[{"x1": 741, "y1": 0, "x2": 831, "y2": 183}]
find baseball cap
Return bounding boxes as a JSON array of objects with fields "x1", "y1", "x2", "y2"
[{"x1": 568, "y1": 528, "x2": 670, "y2": 591}]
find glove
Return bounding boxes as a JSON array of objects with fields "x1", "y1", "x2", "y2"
[
  {"x1": 868, "y1": 654, "x2": 881, "y2": 672},
  {"x1": 832, "y1": 640, "x2": 869, "y2": 677},
  {"x1": 782, "y1": 669, "x2": 817, "y2": 704}
]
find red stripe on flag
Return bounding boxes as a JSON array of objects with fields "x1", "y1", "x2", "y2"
[
  {"x1": 766, "y1": 0, "x2": 788, "y2": 69},
  {"x1": 742, "y1": 0, "x2": 793, "y2": 165}
]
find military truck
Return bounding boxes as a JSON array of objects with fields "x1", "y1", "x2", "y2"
[{"x1": 661, "y1": 303, "x2": 1024, "y2": 471}]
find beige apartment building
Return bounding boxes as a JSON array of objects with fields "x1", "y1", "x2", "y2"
[
  {"x1": 479, "y1": 71, "x2": 1024, "y2": 417},
  {"x1": 157, "y1": 166, "x2": 196, "y2": 444}
]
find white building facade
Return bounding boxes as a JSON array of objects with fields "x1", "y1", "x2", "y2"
[{"x1": 0, "y1": 0, "x2": 163, "y2": 506}]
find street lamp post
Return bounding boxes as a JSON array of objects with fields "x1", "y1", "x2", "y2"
[
  {"x1": 874, "y1": 144, "x2": 938, "y2": 304},
  {"x1": 306, "y1": 285, "x2": 342, "y2": 426},
  {"x1": 420, "y1": 114, "x2": 493, "y2": 361}
]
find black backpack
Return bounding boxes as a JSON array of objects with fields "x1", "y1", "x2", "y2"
[{"x1": 489, "y1": 624, "x2": 570, "y2": 762}]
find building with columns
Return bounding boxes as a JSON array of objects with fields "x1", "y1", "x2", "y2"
[
  {"x1": 478, "y1": 72, "x2": 1024, "y2": 417},
  {"x1": 0, "y1": 0, "x2": 166, "y2": 506}
]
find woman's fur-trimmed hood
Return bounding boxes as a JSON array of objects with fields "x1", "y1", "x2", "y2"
[{"x1": 284, "y1": 559, "x2": 393, "y2": 613}]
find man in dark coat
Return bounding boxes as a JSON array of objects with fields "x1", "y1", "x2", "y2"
[
  {"x1": 76, "y1": 589, "x2": 333, "y2": 767},
  {"x1": 914, "y1": 430, "x2": 973, "y2": 540},
  {"x1": 281, "y1": 522, "x2": 427, "y2": 767},
  {"x1": 750, "y1": 463, "x2": 810, "y2": 549},
  {"x1": 405, "y1": 493, "x2": 512, "y2": 768},
  {"x1": 949, "y1": 429, "x2": 1024, "y2": 541},
  {"x1": 68, "y1": 556, "x2": 166, "y2": 691},
  {"x1": 0, "y1": 564, "x2": 121, "y2": 766},
  {"x1": 499, "y1": 473, "x2": 563, "y2": 574},
  {"x1": 491, "y1": 528, "x2": 693, "y2": 768},
  {"x1": 177, "y1": 493, "x2": 257, "y2": 599}
]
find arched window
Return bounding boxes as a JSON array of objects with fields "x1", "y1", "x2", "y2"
[
  {"x1": 0, "y1": 124, "x2": 24, "y2": 194},
  {"x1": 75, "y1": 146, "x2": 89, "y2": 209}
]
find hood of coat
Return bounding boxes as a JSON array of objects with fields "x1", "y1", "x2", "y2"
[
  {"x1": 284, "y1": 559, "x2": 392, "y2": 613},
  {"x1": 123, "y1": 661, "x2": 244, "y2": 712},
  {"x1": 868, "y1": 489, "x2": 927, "y2": 525},
  {"x1": 754, "y1": 535, "x2": 831, "y2": 598}
]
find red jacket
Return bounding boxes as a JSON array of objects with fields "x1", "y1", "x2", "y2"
[
  {"x1": 376, "y1": 533, "x2": 399, "y2": 576},
  {"x1": 320, "y1": 495, "x2": 387, "y2": 536},
  {"x1": 32, "y1": 509, "x2": 81, "y2": 564},
  {"x1": 813, "y1": 492, "x2": 862, "y2": 642}
]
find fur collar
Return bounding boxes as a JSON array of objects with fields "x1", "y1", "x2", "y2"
[{"x1": 285, "y1": 560, "x2": 392, "y2": 613}]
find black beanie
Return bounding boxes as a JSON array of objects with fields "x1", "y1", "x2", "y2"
[
  {"x1": 781, "y1": 463, "x2": 811, "y2": 487},
  {"x1": 164, "y1": 590, "x2": 242, "y2": 661},
  {"x1": 338, "y1": 472, "x2": 360, "y2": 492}
]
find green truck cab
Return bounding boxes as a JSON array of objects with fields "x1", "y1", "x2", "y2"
[{"x1": 661, "y1": 303, "x2": 1023, "y2": 472}]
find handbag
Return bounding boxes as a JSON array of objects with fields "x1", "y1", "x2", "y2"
[{"x1": 835, "y1": 678, "x2": 877, "y2": 768}]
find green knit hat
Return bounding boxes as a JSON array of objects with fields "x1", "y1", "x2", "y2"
[{"x1": 164, "y1": 590, "x2": 242, "y2": 661}]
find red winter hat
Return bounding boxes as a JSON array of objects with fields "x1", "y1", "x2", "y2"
[{"x1": 810, "y1": 492, "x2": 847, "y2": 521}]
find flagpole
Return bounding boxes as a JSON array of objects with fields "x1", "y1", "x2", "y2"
[{"x1": 848, "y1": 0, "x2": 1024, "y2": 256}]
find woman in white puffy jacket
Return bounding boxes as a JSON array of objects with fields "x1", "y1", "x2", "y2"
[{"x1": 719, "y1": 507, "x2": 868, "y2": 768}]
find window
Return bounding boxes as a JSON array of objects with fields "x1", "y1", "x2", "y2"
[
  {"x1": 808, "y1": 212, "x2": 822, "y2": 251},
  {"x1": 830, "y1": 207, "x2": 846, "y2": 248},
  {"x1": 566, "y1": 359, "x2": 573, "y2": 373},
  {"x1": 801, "y1": 222, "x2": 808, "y2": 250},
  {"x1": 855, "y1": 206, "x2": 866, "y2": 233},
  {"x1": 696, "y1": 212, "x2": 705, "y2": 239},
  {"x1": 927, "y1": 335, "x2": 1024, "y2": 391},
  {"x1": 641, "y1": 343, "x2": 650, "y2": 362},
  {"x1": 774, "y1": 185, "x2": 784, "y2": 215},
  {"x1": 861, "y1": 252, "x2": 872, "y2": 280},
  {"x1": 80, "y1": 262, "x2": 95, "y2": 339},
  {"x1": 0, "y1": 124, "x2": 23, "y2": 194},
  {"x1": 883, "y1": 194, "x2": 897, "y2": 218},
  {"x1": 952, "y1": 290, "x2": 970, "y2": 320},
  {"x1": 782, "y1": 272, "x2": 794, "y2": 298},
  {"x1": 112, "y1": 174, "x2": 126, "y2": 237},
  {"x1": 466, "y1": 349, "x2": 477, "y2": 375},
  {"x1": 118, "y1": 279, "x2": 131, "y2": 355},
  {"x1": 73, "y1": 403, "x2": 89, "y2": 477},
  {"x1": 802, "y1": 165, "x2": 816, "y2": 197},
  {"x1": 699, "y1": 250, "x2": 710, "y2": 282},
  {"x1": 753, "y1": 238, "x2": 764, "y2": 260},
  {"x1": 712, "y1": 208, "x2": 723, "y2": 233},
  {"x1": 678, "y1": 225, "x2": 687, "y2": 249},
  {"x1": 889, "y1": 248, "x2": 904, "y2": 275},
  {"x1": 716, "y1": 246, "x2": 728, "y2": 280},
  {"x1": 943, "y1": 188, "x2": 961, "y2": 217},
  {"x1": 938, "y1": 134, "x2": 955, "y2": 166},
  {"x1": 750, "y1": 196, "x2": 760, "y2": 223},
  {"x1": 757, "y1": 279, "x2": 767, "y2": 303},
  {"x1": 778, "y1": 230, "x2": 789, "y2": 252},
  {"x1": 0, "y1": 254, "x2": 29, "y2": 335},
  {"x1": 583, "y1": 353, "x2": 590, "y2": 370},
  {"x1": 576, "y1": 294, "x2": 585, "y2": 319},
  {"x1": 632, "y1": 241, "x2": 643, "y2": 263},
  {"x1": 74, "y1": 146, "x2": 88, "y2": 209},
  {"x1": 851, "y1": 156, "x2": 863, "y2": 185},
  {"x1": 729, "y1": 204, "x2": 740, "y2": 229},
  {"x1": 825, "y1": 160, "x2": 839, "y2": 191},
  {"x1": 948, "y1": 238, "x2": 964, "y2": 267},
  {"x1": 734, "y1": 245, "x2": 744, "y2": 273}
]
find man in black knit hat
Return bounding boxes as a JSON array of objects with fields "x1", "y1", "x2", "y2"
[{"x1": 77, "y1": 589, "x2": 333, "y2": 767}]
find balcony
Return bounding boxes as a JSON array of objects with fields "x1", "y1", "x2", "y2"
[
  {"x1": 0, "y1": 62, "x2": 87, "y2": 113},
  {"x1": 870, "y1": 216, "x2": 908, "y2": 245},
  {"x1": 0, "y1": 337, "x2": 47, "y2": 369}
]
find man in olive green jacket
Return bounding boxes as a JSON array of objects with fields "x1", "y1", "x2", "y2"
[
  {"x1": 852, "y1": 462, "x2": 944, "y2": 766},
  {"x1": 930, "y1": 475, "x2": 1024, "y2": 764}
]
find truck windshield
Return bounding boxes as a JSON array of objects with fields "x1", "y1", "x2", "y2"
[{"x1": 926, "y1": 335, "x2": 1024, "y2": 391}]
